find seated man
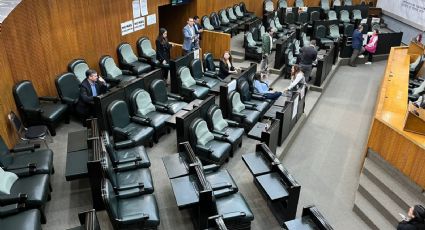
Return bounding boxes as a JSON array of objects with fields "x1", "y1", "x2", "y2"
[
  {"x1": 76, "y1": 69, "x2": 108, "y2": 123},
  {"x1": 253, "y1": 72, "x2": 282, "y2": 100}
]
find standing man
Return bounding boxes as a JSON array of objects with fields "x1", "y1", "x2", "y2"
[
  {"x1": 261, "y1": 27, "x2": 275, "y2": 74},
  {"x1": 182, "y1": 17, "x2": 196, "y2": 55},
  {"x1": 75, "y1": 69, "x2": 108, "y2": 124},
  {"x1": 299, "y1": 40, "x2": 317, "y2": 82},
  {"x1": 349, "y1": 25, "x2": 364, "y2": 67},
  {"x1": 193, "y1": 16, "x2": 203, "y2": 49}
]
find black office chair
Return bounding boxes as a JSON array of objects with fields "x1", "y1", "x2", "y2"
[
  {"x1": 203, "y1": 53, "x2": 220, "y2": 75},
  {"x1": 178, "y1": 66, "x2": 210, "y2": 101},
  {"x1": 327, "y1": 10, "x2": 337, "y2": 20},
  {"x1": 264, "y1": 0, "x2": 274, "y2": 13},
  {"x1": 0, "y1": 194, "x2": 42, "y2": 230},
  {"x1": 228, "y1": 91, "x2": 261, "y2": 131},
  {"x1": 219, "y1": 10, "x2": 239, "y2": 35},
  {"x1": 210, "y1": 12, "x2": 232, "y2": 34},
  {"x1": 226, "y1": 7, "x2": 245, "y2": 27},
  {"x1": 339, "y1": 10, "x2": 351, "y2": 23},
  {"x1": 278, "y1": 0, "x2": 288, "y2": 9},
  {"x1": 233, "y1": 4, "x2": 255, "y2": 21},
  {"x1": 13, "y1": 80, "x2": 69, "y2": 136},
  {"x1": 101, "y1": 178, "x2": 160, "y2": 230},
  {"x1": 202, "y1": 15, "x2": 217, "y2": 31},
  {"x1": 344, "y1": 0, "x2": 353, "y2": 6},
  {"x1": 237, "y1": 80, "x2": 271, "y2": 116},
  {"x1": 149, "y1": 79, "x2": 188, "y2": 115},
  {"x1": 137, "y1": 37, "x2": 169, "y2": 70},
  {"x1": 130, "y1": 89, "x2": 171, "y2": 142},
  {"x1": 344, "y1": 23, "x2": 354, "y2": 37},
  {"x1": 55, "y1": 72, "x2": 80, "y2": 114},
  {"x1": 117, "y1": 43, "x2": 152, "y2": 75},
  {"x1": 327, "y1": 24, "x2": 341, "y2": 41},
  {"x1": 189, "y1": 59, "x2": 220, "y2": 88},
  {"x1": 8, "y1": 111, "x2": 51, "y2": 149},
  {"x1": 244, "y1": 32, "x2": 262, "y2": 62},
  {"x1": 315, "y1": 25, "x2": 334, "y2": 47},
  {"x1": 321, "y1": 0, "x2": 330, "y2": 11},
  {"x1": 98, "y1": 55, "x2": 136, "y2": 87},
  {"x1": 106, "y1": 100, "x2": 154, "y2": 148},
  {"x1": 295, "y1": 0, "x2": 304, "y2": 7},
  {"x1": 239, "y1": 2, "x2": 257, "y2": 20},
  {"x1": 228, "y1": 6, "x2": 250, "y2": 23},
  {"x1": 297, "y1": 11, "x2": 309, "y2": 25},
  {"x1": 68, "y1": 59, "x2": 89, "y2": 83},
  {"x1": 189, "y1": 118, "x2": 231, "y2": 165}
]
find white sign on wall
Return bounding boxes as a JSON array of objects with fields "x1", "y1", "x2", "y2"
[
  {"x1": 134, "y1": 17, "x2": 145, "y2": 31},
  {"x1": 121, "y1": 20, "x2": 134, "y2": 36},
  {"x1": 146, "y1": 14, "x2": 156, "y2": 26},
  {"x1": 377, "y1": 0, "x2": 425, "y2": 30},
  {"x1": 140, "y1": 0, "x2": 148, "y2": 16},
  {"x1": 132, "y1": 0, "x2": 141, "y2": 18}
]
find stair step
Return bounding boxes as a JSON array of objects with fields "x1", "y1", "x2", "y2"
[
  {"x1": 232, "y1": 54, "x2": 245, "y2": 63},
  {"x1": 230, "y1": 50, "x2": 245, "y2": 56},
  {"x1": 353, "y1": 193, "x2": 394, "y2": 230},
  {"x1": 358, "y1": 173, "x2": 403, "y2": 227}
]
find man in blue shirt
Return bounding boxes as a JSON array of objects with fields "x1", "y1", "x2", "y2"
[
  {"x1": 349, "y1": 25, "x2": 364, "y2": 67},
  {"x1": 253, "y1": 73, "x2": 282, "y2": 100},
  {"x1": 76, "y1": 69, "x2": 108, "y2": 124}
]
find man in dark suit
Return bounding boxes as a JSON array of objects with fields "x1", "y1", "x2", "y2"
[
  {"x1": 75, "y1": 69, "x2": 108, "y2": 123},
  {"x1": 349, "y1": 25, "x2": 364, "y2": 67},
  {"x1": 193, "y1": 15, "x2": 203, "y2": 49},
  {"x1": 299, "y1": 40, "x2": 318, "y2": 82}
]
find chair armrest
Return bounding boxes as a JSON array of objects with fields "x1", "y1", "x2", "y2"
[
  {"x1": 244, "y1": 103, "x2": 256, "y2": 110},
  {"x1": 213, "y1": 188, "x2": 235, "y2": 198},
  {"x1": 114, "y1": 140, "x2": 134, "y2": 149},
  {"x1": 221, "y1": 211, "x2": 246, "y2": 220},
  {"x1": 213, "y1": 134, "x2": 228, "y2": 142},
  {"x1": 202, "y1": 164, "x2": 220, "y2": 173},
  {"x1": 225, "y1": 119, "x2": 240, "y2": 127},
  {"x1": 114, "y1": 155, "x2": 142, "y2": 164},
  {"x1": 168, "y1": 93, "x2": 184, "y2": 100},
  {"x1": 113, "y1": 127, "x2": 130, "y2": 140},
  {"x1": 212, "y1": 130, "x2": 228, "y2": 136},
  {"x1": 251, "y1": 93, "x2": 266, "y2": 100},
  {"x1": 121, "y1": 70, "x2": 133, "y2": 75},
  {"x1": 203, "y1": 71, "x2": 217, "y2": 78},
  {"x1": 104, "y1": 76, "x2": 121, "y2": 84},
  {"x1": 154, "y1": 105, "x2": 169, "y2": 113},
  {"x1": 137, "y1": 57, "x2": 148, "y2": 63},
  {"x1": 154, "y1": 101, "x2": 171, "y2": 108},
  {"x1": 180, "y1": 87, "x2": 195, "y2": 100},
  {"x1": 0, "y1": 194, "x2": 27, "y2": 207},
  {"x1": 131, "y1": 116, "x2": 151, "y2": 126},
  {"x1": 232, "y1": 112, "x2": 246, "y2": 119},
  {"x1": 118, "y1": 212, "x2": 149, "y2": 224},
  {"x1": 22, "y1": 107, "x2": 43, "y2": 117},
  {"x1": 116, "y1": 182, "x2": 144, "y2": 191},
  {"x1": 39, "y1": 96, "x2": 60, "y2": 103},
  {"x1": 62, "y1": 96, "x2": 78, "y2": 105},
  {"x1": 10, "y1": 143, "x2": 40, "y2": 153},
  {"x1": 0, "y1": 203, "x2": 26, "y2": 217},
  {"x1": 196, "y1": 144, "x2": 212, "y2": 155},
  {"x1": 211, "y1": 182, "x2": 232, "y2": 191},
  {"x1": 5, "y1": 164, "x2": 37, "y2": 177},
  {"x1": 195, "y1": 80, "x2": 208, "y2": 87}
]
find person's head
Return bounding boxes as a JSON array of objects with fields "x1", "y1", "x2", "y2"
[
  {"x1": 159, "y1": 28, "x2": 168, "y2": 38},
  {"x1": 408, "y1": 205, "x2": 425, "y2": 222},
  {"x1": 222, "y1": 51, "x2": 232, "y2": 61},
  {"x1": 267, "y1": 27, "x2": 276, "y2": 35},
  {"x1": 187, "y1": 17, "x2": 194, "y2": 27},
  {"x1": 193, "y1": 16, "x2": 200, "y2": 23},
  {"x1": 291, "y1": 64, "x2": 301, "y2": 75},
  {"x1": 357, "y1": 25, "x2": 363, "y2": 32},
  {"x1": 86, "y1": 69, "x2": 98, "y2": 83},
  {"x1": 310, "y1": 40, "x2": 316, "y2": 47},
  {"x1": 373, "y1": 29, "x2": 379, "y2": 35}
]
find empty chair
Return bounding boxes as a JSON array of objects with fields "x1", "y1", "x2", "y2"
[
  {"x1": 321, "y1": 0, "x2": 330, "y2": 11},
  {"x1": 0, "y1": 194, "x2": 42, "y2": 230},
  {"x1": 244, "y1": 32, "x2": 262, "y2": 62},
  {"x1": 13, "y1": 80, "x2": 69, "y2": 136},
  {"x1": 202, "y1": 15, "x2": 216, "y2": 31},
  {"x1": 278, "y1": 0, "x2": 288, "y2": 9},
  {"x1": 0, "y1": 135, "x2": 54, "y2": 175},
  {"x1": 227, "y1": 7, "x2": 245, "y2": 26},
  {"x1": 107, "y1": 100, "x2": 154, "y2": 148},
  {"x1": 344, "y1": 23, "x2": 354, "y2": 36},
  {"x1": 309, "y1": 11, "x2": 320, "y2": 24},
  {"x1": 285, "y1": 12, "x2": 295, "y2": 26},
  {"x1": 251, "y1": 26, "x2": 263, "y2": 44},
  {"x1": 101, "y1": 178, "x2": 160, "y2": 230},
  {"x1": 344, "y1": 0, "x2": 353, "y2": 5},
  {"x1": 230, "y1": 5, "x2": 250, "y2": 23},
  {"x1": 274, "y1": 15, "x2": 285, "y2": 32},
  {"x1": 117, "y1": 43, "x2": 152, "y2": 75},
  {"x1": 327, "y1": 10, "x2": 337, "y2": 20},
  {"x1": 68, "y1": 59, "x2": 89, "y2": 83},
  {"x1": 352, "y1": 9, "x2": 362, "y2": 20},
  {"x1": 333, "y1": 0, "x2": 341, "y2": 6},
  {"x1": 189, "y1": 118, "x2": 231, "y2": 165},
  {"x1": 130, "y1": 89, "x2": 171, "y2": 142},
  {"x1": 101, "y1": 151, "x2": 154, "y2": 198},
  {"x1": 294, "y1": 39, "x2": 301, "y2": 55},
  {"x1": 214, "y1": 193, "x2": 254, "y2": 227},
  {"x1": 239, "y1": 2, "x2": 257, "y2": 20},
  {"x1": 210, "y1": 12, "x2": 232, "y2": 34},
  {"x1": 264, "y1": 0, "x2": 274, "y2": 13},
  {"x1": 339, "y1": 10, "x2": 350, "y2": 23},
  {"x1": 233, "y1": 4, "x2": 255, "y2": 21},
  {"x1": 99, "y1": 55, "x2": 136, "y2": 87},
  {"x1": 409, "y1": 81, "x2": 425, "y2": 101},
  {"x1": 55, "y1": 72, "x2": 80, "y2": 113},
  {"x1": 203, "y1": 53, "x2": 220, "y2": 75},
  {"x1": 297, "y1": 11, "x2": 309, "y2": 25},
  {"x1": 189, "y1": 59, "x2": 220, "y2": 88},
  {"x1": 228, "y1": 91, "x2": 261, "y2": 131},
  {"x1": 137, "y1": 37, "x2": 169, "y2": 70},
  {"x1": 219, "y1": 9, "x2": 238, "y2": 34},
  {"x1": 178, "y1": 66, "x2": 210, "y2": 100},
  {"x1": 286, "y1": 49, "x2": 298, "y2": 67},
  {"x1": 237, "y1": 80, "x2": 271, "y2": 116},
  {"x1": 206, "y1": 105, "x2": 244, "y2": 154},
  {"x1": 149, "y1": 79, "x2": 187, "y2": 114},
  {"x1": 295, "y1": 0, "x2": 304, "y2": 7},
  {"x1": 103, "y1": 131, "x2": 151, "y2": 169},
  {"x1": 8, "y1": 111, "x2": 51, "y2": 149},
  {"x1": 269, "y1": 19, "x2": 285, "y2": 38},
  {"x1": 328, "y1": 24, "x2": 341, "y2": 40},
  {"x1": 315, "y1": 25, "x2": 334, "y2": 47}
]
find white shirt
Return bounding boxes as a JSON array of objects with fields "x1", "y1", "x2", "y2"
[
  {"x1": 287, "y1": 72, "x2": 305, "y2": 90},
  {"x1": 190, "y1": 26, "x2": 195, "y2": 42},
  {"x1": 269, "y1": 34, "x2": 273, "y2": 52}
]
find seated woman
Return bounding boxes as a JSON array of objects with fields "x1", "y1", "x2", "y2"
[
  {"x1": 253, "y1": 72, "x2": 282, "y2": 100},
  {"x1": 285, "y1": 64, "x2": 306, "y2": 92},
  {"x1": 397, "y1": 205, "x2": 425, "y2": 230},
  {"x1": 219, "y1": 51, "x2": 240, "y2": 79}
]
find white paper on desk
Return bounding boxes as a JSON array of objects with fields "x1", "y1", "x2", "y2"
[
  {"x1": 146, "y1": 14, "x2": 156, "y2": 26},
  {"x1": 121, "y1": 20, "x2": 134, "y2": 36},
  {"x1": 140, "y1": 0, "x2": 148, "y2": 16},
  {"x1": 193, "y1": 49, "x2": 200, "y2": 59},
  {"x1": 134, "y1": 17, "x2": 145, "y2": 31},
  {"x1": 300, "y1": 85, "x2": 306, "y2": 99},
  {"x1": 292, "y1": 95, "x2": 299, "y2": 119},
  {"x1": 132, "y1": 0, "x2": 141, "y2": 18}
]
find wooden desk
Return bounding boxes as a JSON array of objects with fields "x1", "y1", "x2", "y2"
[{"x1": 365, "y1": 45, "x2": 425, "y2": 188}]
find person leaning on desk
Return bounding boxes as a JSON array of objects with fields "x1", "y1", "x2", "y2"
[
  {"x1": 284, "y1": 64, "x2": 306, "y2": 92},
  {"x1": 75, "y1": 69, "x2": 108, "y2": 124}
]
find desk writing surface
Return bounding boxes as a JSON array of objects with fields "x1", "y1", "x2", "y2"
[
  {"x1": 67, "y1": 130, "x2": 87, "y2": 153},
  {"x1": 162, "y1": 153, "x2": 189, "y2": 179},
  {"x1": 284, "y1": 216, "x2": 318, "y2": 230},
  {"x1": 247, "y1": 122, "x2": 267, "y2": 140},
  {"x1": 65, "y1": 149, "x2": 89, "y2": 181},
  {"x1": 264, "y1": 105, "x2": 284, "y2": 119},
  {"x1": 165, "y1": 110, "x2": 188, "y2": 128},
  {"x1": 183, "y1": 99, "x2": 203, "y2": 111},
  {"x1": 170, "y1": 175, "x2": 199, "y2": 209},
  {"x1": 256, "y1": 172, "x2": 289, "y2": 201},
  {"x1": 242, "y1": 152, "x2": 272, "y2": 176},
  {"x1": 274, "y1": 95, "x2": 291, "y2": 108}
]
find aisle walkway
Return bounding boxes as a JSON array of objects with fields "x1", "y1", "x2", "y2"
[{"x1": 281, "y1": 61, "x2": 387, "y2": 229}]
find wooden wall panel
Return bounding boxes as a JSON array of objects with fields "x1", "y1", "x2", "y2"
[{"x1": 200, "y1": 31, "x2": 231, "y2": 59}]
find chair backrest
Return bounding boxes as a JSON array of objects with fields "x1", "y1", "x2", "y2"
[
  {"x1": 137, "y1": 37, "x2": 156, "y2": 59},
  {"x1": 208, "y1": 105, "x2": 228, "y2": 132},
  {"x1": 234, "y1": 5, "x2": 244, "y2": 17},
  {"x1": 295, "y1": 0, "x2": 304, "y2": 7},
  {"x1": 99, "y1": 56, "x2": 123, "y2": 79},
  {"x1": 344, "y1": 0, "x2": 352, "y2": 5},
  {"x1": 0, "y1": 136, "x2": 13, "y2": 168},
  {"x1": 274, "y1": 16, "x2": 283, "y2": 29},
  {"x1": 278, "y1": 0, "x2": 288, "y2": 8},
  {"x1": 298, "y1": 12, "x2": 308, "y2": 24},
  {"x1": 203, "y1": 53, "x2": 216, "y2": 72},
  {"x1": 237, "y1": 80, "x2": 252, "y2": 102},
  {"x1": 68, "y1": 59, "x2": 89, "y2": 83},
  {"x1": 219, "y1": 10, "x2": 230, "y2": 23},
  {"x1": 333, "y1": 0, "x2": 341, "y2": 6},
  {"x1": 178, "y1": 66, "x2": 196, "y2": 88},
  {"x1": 210, "y1": 12, "x2": 220, "y2": 27},
  {"x1": 412, "y1": 81, "x2": 425, "y2": 95},
  {"x1": 310, "y1": 11, "x2": 320, "y2": 23},
  {"x1": 287, "y1": 49, "x2": 296, "y2": 65},
  {"x1": 264, "y1": 0, "x2": 274, "y2": 12},
  {"x1": 131, "y1": 89, "x2": 156, "y2": 117},
  {"x1": 340, "y1": 10, "x2": 350, "y2": 22},
  {"x1": 352, "y1": 10, "x2": 362, "y2": 20},
  {"x1": 8, "y1": 111, "x2": 25, "y2": 137},
  {"x1": 149, "y1": 79, "x2": 168, "y2": 104},
  {"x1": 192, "y1": 118, "x2": 214, "y2": 146},
  {"x1": 107, "y1": 100, "x2": 131, "y2": 129},
  {"x1": 101, "y1": 178, "x2": 119, "y2": 224},
  {"x1": 251, "y1": 27, "x2": 261, "y2": 41},
  {"x1": 55, "y1": 72, "x2": 80, "y2": 102},
  {"x1": 227, "y1": 7, "x2": 237, "y2": 20},
  {"x1": 100, "y1": 152, "x2": 118, "y2": 190},
  {"x1": 202, "y1": 16, "x2": 214, "y2": 30},
  {"x1": 286, "y1": 12, "x2": 295, "y2": 24},
  {"x1": 329, "y1": 24, "x2": 340, "y2": 38},
  {"x1": 13, "y1": 80, "x2": 40, "y2": 110},
  {"x1": 269, "y1": 19, "x2": 276, "y2": 29},
  {"x1": 321, "y1": 0, "x2": 330, "y2": 10},
  {"x1": 315, "y1": 25, "x2": 327, "y2": 38},
  {"x1": 230, "y1": 91, "x2": 245, "y2": 113},
  {"x1": 246, "y1": 32, "x2": 257, "y2": 48},
  {"x1": 118, "y1": 43, "x2": 138, "y2": 64},
  {"x1": 190, "y1": 59, "x2": 204, "y2": 80},
  {"x1": 102, "y1": 132, "x2": 119, "y2": 164},
  {"x1": 327, "y1": 10, "x2": 337, "y2": 20},
  {"x1": 260, "y1": 25, "x2": 266, "y2": 36},
  {"x1": 371, "y1": 23, "x2": 380, "y2": 31},
  {"x1": 344, "y1": 23, "x2": 354, "y2": 36}
]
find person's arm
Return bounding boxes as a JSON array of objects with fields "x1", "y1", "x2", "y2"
[
  {"x1": 254, "y1": 80, "x2": 268, "y2": 94},
  {"x1": 79, "y1": 84, "x2": 94, "y2": 104},
  {"x1": 183, "y1": 27, "x2": 192, "y2": 39},
  {"x1": 155, "y1": 40, "x2": 165, "y2": 62},
  {"x1": 286, "y1": 73, "x2": 303, "y2": 90}
]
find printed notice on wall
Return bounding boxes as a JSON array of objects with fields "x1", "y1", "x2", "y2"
[
  {"x1": 132, "y1": 0, "x2": 141, "y2": 18},
  {"x1": 292, "y1": 95, "x2": 299, "y2": 119},
  {"x1": 121, "y1": 20, "x2": 134, "y2": 36},
  {"x1": 146, "y1": 14, "x2": 156, "y2": 26},
  {"x1": 140, "y1": 0, "x2": 148, "y2": 16},
  {"x1": 134, "y1": 17, "x2": 145, "y2": 31},
  {"x1": 194, "y1": 49, "x2": 200, "y2": 59}
]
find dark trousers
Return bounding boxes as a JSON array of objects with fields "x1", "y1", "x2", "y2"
[
  {"x1": 363, "y1": 50, "x2": 374, "y2": 62},
  {"x1": 264, "y1": 91, "x2": 282, "y2": 100},
  {"x1": 300, "y1": 64, "x2": 313, "y2": 80},
  {"x1": 349, "y1": 47, "x2": 365, "y2": 66}
]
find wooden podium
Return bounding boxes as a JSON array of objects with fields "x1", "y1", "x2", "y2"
[{"x1": 404, "y1": 102, "x2": 425, "y2": 135}]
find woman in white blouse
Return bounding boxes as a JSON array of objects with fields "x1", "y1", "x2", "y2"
[{"x1": 285, "y1": 64, "x2": 306, "y2": 92}]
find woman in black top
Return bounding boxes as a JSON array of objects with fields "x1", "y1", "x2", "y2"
[
  {"x1": 219, "y1": 51, "x2": 240, "y2": 79},
  {"x1": 397, "y1": 205, "x2": 425, "y2": 230},
  {"x1": 155, "y1": 28, "x2": 173, "y2": 80}
]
